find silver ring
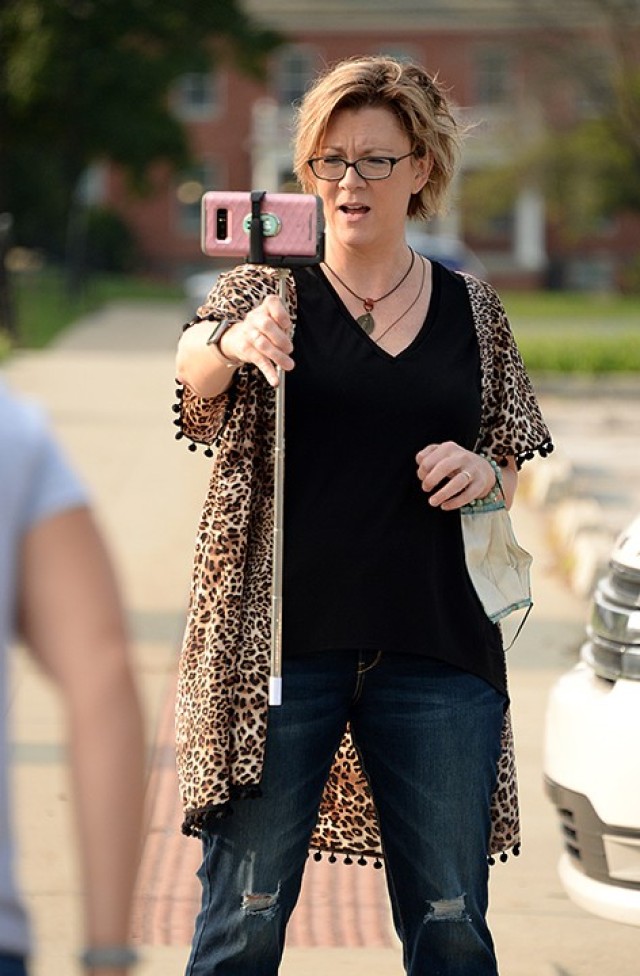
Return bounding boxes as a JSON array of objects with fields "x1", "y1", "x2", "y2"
[{"x1": 461, "y1": 469, "x2": 472, "y2": 484}]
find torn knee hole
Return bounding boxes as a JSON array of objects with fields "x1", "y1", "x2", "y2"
[
  {"x1": 241, "y1": 886, "x2": 280, "y2": 916},
  {"x1": 424, "y1": 893, "x2": 471, "y2": 923}
]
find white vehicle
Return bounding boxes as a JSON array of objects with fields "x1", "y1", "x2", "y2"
[{"x1": 544, "y1": 515, "x2": 640, "y2": 926}]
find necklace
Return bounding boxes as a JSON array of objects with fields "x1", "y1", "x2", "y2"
[
  {"x1": 373, "y1": 255, "x2": 427, "y2": 345},
  {"x1": 324, "y1": 248, "x2": 415, "y2": 335}
]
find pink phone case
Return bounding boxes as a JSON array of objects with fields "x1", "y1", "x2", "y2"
[{"x1": 201, "y1": 191, "x2": 323, "y2": 263}]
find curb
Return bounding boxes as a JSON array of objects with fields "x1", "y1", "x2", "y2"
[{"x1": 520, "y1": 454, "x2": 615, "y2": 600}]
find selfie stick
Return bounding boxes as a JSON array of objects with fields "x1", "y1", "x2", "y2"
[
  {"x1": 247, "y1": 192, "x2": 324, "y2": 706},
  {"x1": 247, "y1": 192, "x2": 287, "y2": 707},
  {"x1": 269, "y1": 271, "x2": 287, "y2": 707}
]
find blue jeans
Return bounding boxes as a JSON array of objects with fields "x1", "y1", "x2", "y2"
[
  {"x1": 186, "y1": 651, "x2": 505, "y2": 976},
  {"x1": 0, "y1": 956, "x2": 28, "y2": 976}
]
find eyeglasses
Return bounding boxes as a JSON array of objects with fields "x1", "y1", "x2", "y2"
[{"x1": 307, "y1": 151, "x2": 415, "y2": 182}]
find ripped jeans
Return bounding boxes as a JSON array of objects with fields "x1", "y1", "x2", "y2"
[{"x1": 185, "y1": 651, "x2": 505, "y2": 976}]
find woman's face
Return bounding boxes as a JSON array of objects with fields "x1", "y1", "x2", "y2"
[{"x1": 310, "y1": 105, "x2": 430, "y2": 256}]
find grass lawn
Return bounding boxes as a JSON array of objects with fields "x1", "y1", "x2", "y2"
[
  {"x1": 499, "y1": 290, "x2": 640, "y2": 373},
  {"x1": 3, "y1": 269, "x2": 183, "y2": 355},
  {"x1": 2, "y1": 272, "x2": 639, "y2": 372}
]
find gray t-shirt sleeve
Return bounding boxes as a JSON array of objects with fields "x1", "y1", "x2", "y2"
[
  {"x1": 21, "y1": 422, "x2": 88, "y2": 530},
  {"x1": 16, "y1": 403, "x2": 88, "y2": 533}
]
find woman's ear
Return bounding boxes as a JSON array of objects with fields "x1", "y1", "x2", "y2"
[{"x1": 413, "y1": 152, "x2": 433, "y2": 192}]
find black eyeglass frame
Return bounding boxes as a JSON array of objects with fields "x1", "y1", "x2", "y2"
[{"x1": 307, "y1": 151, "x2": 416, "y2": 182}]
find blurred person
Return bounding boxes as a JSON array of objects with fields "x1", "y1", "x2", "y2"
[
  {"x1": 0, "y1": 379, "x2": 145, "y2": 976},
  {"x1": 174, "y1": 55, "x2": 553, "y2": 975}
]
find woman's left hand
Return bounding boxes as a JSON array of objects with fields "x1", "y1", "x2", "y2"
[{"x1": 415, "y1": 441, "x2": 496, "y2": 511}]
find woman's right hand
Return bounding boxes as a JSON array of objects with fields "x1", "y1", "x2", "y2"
[
  {"x1": 176, "y1": 295, "x2": 295, "y2": 398},
  {"x1": 220, "y1": 295, "x2": 295, "y2": 388}
]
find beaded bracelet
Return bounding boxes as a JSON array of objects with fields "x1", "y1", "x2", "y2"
[
  {"x1": 79, "y1": 946, "x2": 140, "y2": 969},
  {"x1": 466, "y1": 455, "x2": 504, "y2": 509}
]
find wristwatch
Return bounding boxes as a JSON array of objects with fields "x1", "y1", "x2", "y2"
[{"x1": 205, "y1": 317, "x2": 241, "y2": 368}]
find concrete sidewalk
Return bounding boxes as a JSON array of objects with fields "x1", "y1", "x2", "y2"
[{"x1": 6, "y1": 300, "x2": 640, "y2": 976}]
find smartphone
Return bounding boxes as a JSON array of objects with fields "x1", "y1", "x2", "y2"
[{"x1": 201, "y1": 191, "x2": 324, "y2": 267}]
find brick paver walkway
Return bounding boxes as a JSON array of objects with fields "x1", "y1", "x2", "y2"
[{"x1": 132, "y1": 676, "x2": 394, "y2": 948}]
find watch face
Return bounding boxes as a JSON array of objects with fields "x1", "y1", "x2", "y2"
[{"x1": 206, "y1": 318, "x2": 230, "y2": 345}]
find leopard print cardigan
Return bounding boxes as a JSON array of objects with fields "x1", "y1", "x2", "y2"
[{"x1": 173, "y1": 264, "x2": 553, "y2": 863}]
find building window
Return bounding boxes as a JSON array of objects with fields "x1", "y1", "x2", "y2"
[
  {"x1": 176, "y1": 161, "x2": 218, "y2": 236},
  {"x1": 172, "y1": 72, "x2": 220, "y2": 121},
  {"x1": 374, "y1": 44, "x2": 421, "y2": 65},
  {"x1": 273, "y1": 46, "x2": 318, "y2": 106},
  {"x1": 475, "y1": 49, "x2": 511, "y2": 106},
  {"x1": 575, "y1": 50, "x2": 614, "y2": 118}
]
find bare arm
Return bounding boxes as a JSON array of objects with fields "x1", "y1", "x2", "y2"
[
  {"x1": 176, "y1": 295, "x2": 294, "y2": 398},
  {"x1": 17, "y1": 507, "x2": 145, "y2": 976}
]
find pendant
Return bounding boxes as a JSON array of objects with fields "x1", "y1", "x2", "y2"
[{"x1": 357, "y1": 312, "x2": 375, "y2": 335}]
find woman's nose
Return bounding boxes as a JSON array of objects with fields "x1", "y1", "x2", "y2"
[{"x1": 338, "y1": 162, "x2": 366, "y2": 189}]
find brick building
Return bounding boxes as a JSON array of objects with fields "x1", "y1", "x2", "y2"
[{"x1": 104, "y1": 1, "x2": 640, "y2": 289}]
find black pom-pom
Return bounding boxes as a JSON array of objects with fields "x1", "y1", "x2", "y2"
[
  {"x1": 204, "y1": 448, "x2": 214, "y2": 458},
  {"x1": 172, "y1": 403, "x2": 180, "y2": 413},
  {"x1": 344, "y1": 855, "x2": 353, "y2": 865},
  {"x1": 188, "y1": 442, "x2": 197, "y2": 453},
  {"x1": 328, "y1": 853, "x2": 337, "y2": 863},
  {"x1": 500, "y1": 851, "x2": 508, "y2": 863},
  {"x1": 313, "y1": 851, "x2": 322, "y2": 862},
  {"x1": 373, "y1": 858, "x2": 383, "y2": 869},
  {"x1": 513, "y1": 843, "x2": 521, "y2": 857},
  {"x1": 488, "y1": 855, "x2": 496, "y2": 866},
  {"x1": 175, "y1": 431, "x2": 184, "y2": 440}
]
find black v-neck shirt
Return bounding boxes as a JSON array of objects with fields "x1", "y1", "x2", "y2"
[{"x1": 282, "y1": 260, "x2": 505, "y2": 694}]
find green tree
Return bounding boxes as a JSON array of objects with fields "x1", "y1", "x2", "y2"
[
  {"x1": 0, "y1": 0, "x2": 281, "y2": 307},
  {"x1": 463, "y1": 1, "x2": 640, "y2": 248}
]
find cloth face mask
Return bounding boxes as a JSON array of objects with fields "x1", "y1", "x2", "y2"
[{"x1": 460, "y1": 489, "x2": 533, "y2": 647}]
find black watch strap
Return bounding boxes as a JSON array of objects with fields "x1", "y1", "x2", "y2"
[{"x1": 205, "y1": 318, "x2": 240, "y2": 368}]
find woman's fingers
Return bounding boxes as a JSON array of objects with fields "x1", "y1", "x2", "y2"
[
  {"x1": 219, "y1": 297, "x2": 295, "y2": 386},
  {"x1": 415, "y1": 442, "x2": 495, "y2": 509}
]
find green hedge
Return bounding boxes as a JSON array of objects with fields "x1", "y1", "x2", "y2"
[
  {"x1": 514, "y1": 330, "x2": 640, "y2": 373},
  {"x1": 504, "y1": 291, "x2": 640, "y2": 373}
]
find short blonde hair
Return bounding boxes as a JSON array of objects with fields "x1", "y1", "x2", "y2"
[{"x1": 293, "y1": 56, "x2": 461, "y2": 220}]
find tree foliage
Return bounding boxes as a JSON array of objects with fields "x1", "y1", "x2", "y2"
[
  {"x1": 463, "y1": 0, "x2": 640, "y2": 241},
  {"x1": 0, "y1": 0, "x2": 281, "y2": 251}
]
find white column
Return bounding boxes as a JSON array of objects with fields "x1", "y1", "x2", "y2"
[
  {"x1": 251, "y1": 98, "x2": 281, "y2": 191},
  {"x1": 514, "y1": 187, "x2": 546, "y2": 271}
]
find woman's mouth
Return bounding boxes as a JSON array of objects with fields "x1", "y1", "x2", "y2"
[{"x1": 338, "y1": 204, "x2": 370, "y2": 216}]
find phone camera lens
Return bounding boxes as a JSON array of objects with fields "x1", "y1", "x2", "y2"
[{"x1": 216, "y1": 208, "x2": 228, "y2": 241}]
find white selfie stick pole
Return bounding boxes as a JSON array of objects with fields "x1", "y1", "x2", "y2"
[{"x1": 269, "y1": 268, "x2": 288, "y2": 706}]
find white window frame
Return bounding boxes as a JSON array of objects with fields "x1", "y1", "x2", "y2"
[
  {"x1": 172, "y1": 72, "x2": 222, "y2": 121},
  {"x1": 273, "y1": 45, "x2": 319, "y2": 107},
  {"x1": 475, "y1": 48, "x2": 511, "y2": 107}
]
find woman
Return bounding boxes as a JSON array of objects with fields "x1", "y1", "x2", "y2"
[{"x1": 174, "y1": 56, "x2": 553, "y2": 976}]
